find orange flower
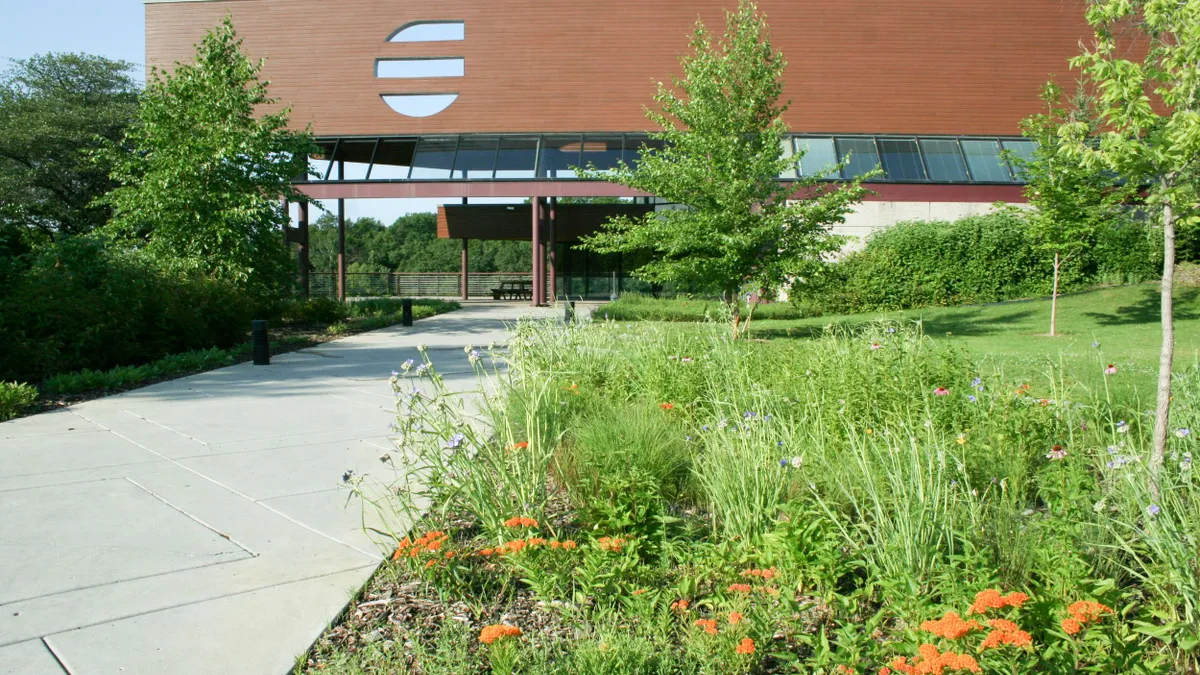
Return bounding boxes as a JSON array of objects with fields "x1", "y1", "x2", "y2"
[
  {"x1": 1061, "y1": 618, "x2": 1082, "y2": 635},
  {"x1": 479, "y1": 624, "x2": 522, "y2": 645},
  {"x1": 728, "y1": 583, "x2": 753, "y2": 594},
  {"x1": 728, "y1": 612, "x2": 744, "y2": 625},
  {"x1": 920, "y1": 612, "x2": 983, "y2": 640},
  {"x1": 889, "y1": 645, "x2": 981, "y2": 674},
  {"x1": 980, "y1": 619, "x2": 1033, "y2": 650},
  {"x1": 562, "y1": 540, "x2": 578, "y2": 550},
  {"x1": 503, "y1": 516, "x2": 539, "y2": 528},
  {"x1": 735, "y1": 638, "x2": 755, "y2": 655},
  {"x1": 391, "y1": 547, "x2": 405, "y2": 562},
  {"x1": 507, "y1": 441, "x2": 530, "y2": 452},
  {"x1": 1067, "y1": 601, "x2": 1113, "y2": 623},
  {"x1": 694, "y1": 618, "x2": 718, "y2": 635},
  {"x1": 880, "y1": 668, "x2": 893, "y2": 675},
  {"x1": 632, "y1": 589, "x2": 648, "y2": 596},
  {"x1": 968, "y1": 589, "x2": 1028, "y2": 615},
  {"x1": 527, "y1": 537, "x2": 547, "y2": 547},
  {"x1": 660, "y1": 403, "x2": 675, "y2": 411},
  {"x1": 670, "y1": 600, "x2": 690, "y2": 612},
  {"x1": 480, "y1": 548, "x2": 495, "y2": 556},
  {"x1": 597, "y1": 536, "x2": 626, "y2": 552},
  {"x1": 835, "y1": 667, "x2": 857, "y2": 675}
]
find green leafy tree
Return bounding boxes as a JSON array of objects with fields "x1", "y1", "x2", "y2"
[
  {"x1": 580, "y1": 0, "x2": 870, "y2": 336},
  {"x1": 100, "y1": 17, "x2": 315, "y2": 296},
  {"x1": 1063, "y1": 0, "x2": 1200, "y2": 488},
  {"x1": 0, "y1": 54, "x2": 139, "y2": 241},
  {"x1": 1013, "y1": 81, "x2": 1134, "y2": 337}
]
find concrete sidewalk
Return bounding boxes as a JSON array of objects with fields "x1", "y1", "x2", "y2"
[{"x1": 0, "y1": 303, "x2": 567, "y2": 675}]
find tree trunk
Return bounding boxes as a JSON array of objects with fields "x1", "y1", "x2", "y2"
[
  {"x1": 1150, "y1": 185, "x2": 1176, "y2": 497},
  {"x1": 1050, "y1": 253, "x2": 1060, "y2": 337}
]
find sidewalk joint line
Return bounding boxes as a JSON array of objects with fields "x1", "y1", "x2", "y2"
[
  {"x1": 67, "y1": 410, "x2": 378, "y2": 561},
  {"x1": 124, "y1": 477, "x2": 259, "y2": 558},
  {"x1": 121, "y1": 410, "x2": 210, "y2": 446}
]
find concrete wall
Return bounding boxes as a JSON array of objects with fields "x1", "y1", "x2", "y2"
[{"x1": 833, "y1": 201, "x2": 1009, "y2": 249}]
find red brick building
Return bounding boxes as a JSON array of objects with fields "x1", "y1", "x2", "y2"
[{"x1": 145, "y1": 0, "x2": 1090, "y2": 302}]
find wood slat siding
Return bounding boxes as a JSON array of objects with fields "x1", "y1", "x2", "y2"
[{"x1": 145, "y1": 0, "x2": 1090, "y2": 137}]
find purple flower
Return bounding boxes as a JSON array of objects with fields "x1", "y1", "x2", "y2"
[
  {"x1": 446, "y1": 433, "x2": 465, "y2": 449},
  {"x1": 967, "y1": 395, "x2": 978, "y2": 403},
  {"x1": 1092, "y1": 341, "x2": 1100, "y2": 348},
  {"x1": 701, "y1": 425, "x2": 710, "y2": 432},
  {"x1": 779, "y1": 458, "x2": 789, "y2": 468},
  {"x1": 1177, "y1": 428, "x2": 1192, "y2": 439},
  {"x1": 743, "y1": 411, "x2": 757, "y2": 419},
  {"x1": 1147, "y1": 504, "x2": 1161, "y2": 517}
]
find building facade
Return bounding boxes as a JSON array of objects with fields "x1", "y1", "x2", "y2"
[{"x1": 145, "y1": 0, "x2": 1090, "y2": 302}]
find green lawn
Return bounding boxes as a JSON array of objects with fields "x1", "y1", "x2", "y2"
[{"x1": 602, "y1": 283, "x2": 1200, "y2": 396}]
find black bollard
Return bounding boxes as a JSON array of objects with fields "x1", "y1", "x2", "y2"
[
  {"x1": 564, "y1": 301, "x2": 577, "y2": 325},
  {"x1": 401, "y1": 298, "x2": 414, "y2": 327},
  {"x1": 251, "y1": 320, "x2": 270, "y2": 365}
]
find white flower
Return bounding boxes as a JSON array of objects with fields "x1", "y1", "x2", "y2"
[
  {"x1": 463, "y1": 344, "x2": 474, "y2": 354},
  {"x1": 417, "y1": 343, "x2": 428, "y2": 352},
  {"x1": 789, "y1": 456, "x2": 803, "y2": 468}
]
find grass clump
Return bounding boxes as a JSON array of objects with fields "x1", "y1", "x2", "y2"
[
  {"x1": 0, "y1": 381, "x2": 38, "y2": 421},
  {"x1": 303, "y1": 315, "x2": 1196, "y2": 675}
]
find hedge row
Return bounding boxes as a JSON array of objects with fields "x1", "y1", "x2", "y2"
[
  {"x1": 798, "y1": 212, "x2": 1162, "y2": 315},
  {"x1": 0, "y1": 237, "x2": 259, "y2": 384}
]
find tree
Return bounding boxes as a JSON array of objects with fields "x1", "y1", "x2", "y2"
[
  {"x1": 0, "y1": 54, "x2": 139, "y2": 241},
  {"x1": 100, "y1": 17, "x2": 315, "y2": 296},
  {"x1": 1012, "y1": 81, "x2": 1134, "y2": 337},
  {"x1": 1064, "y1": 0, "x2": 1200, "y2": 489},
  {"x1": 579, "y1": 0, "x2": 870, "y2": 336}
]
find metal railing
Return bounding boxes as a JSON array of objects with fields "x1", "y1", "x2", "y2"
[{"x1": 308, "y1": 272, "x2": 674, "y2": 300}]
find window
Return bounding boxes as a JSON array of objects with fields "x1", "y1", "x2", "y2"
[
  {"x1": 919, "y1": 139, "x2": 969, "y2": 182},
  {"x1": 1000, "y1": 139, "x2": 1037, "y2": 180},
  {"x1": 375, "y1": 58, "x2": 464, "y2": 79},
  {"x1": 381, "y1": 94, "x2": 458, "y2": 118},
  {"x1": 877, "y1": 138, "x2": 927, "y2": 181},
  {"x1": 494, "y1": 137, "x2": 538, "y2": 179},
  {"x1": 835, "y1": 137, "x2": 881, "y2": 180},
  {"x1": 336, "y1": 140, "x2": 377, "y2": 180},
  {"x1": 388, "y1": 21, "x2": 465, "y2": 43},
  {"x1": 452, "y1": 136, "x2": 498, "y2": 179},
  {"x1": 538, "y1": 136, "x2": 582, "y2": 178},
  {"x1": 409, "y1": 137, "x2": 457, "y2": 179},
  {"x1": 779, "y1": 139, "x2": 798, "y2": 179},
  {"x1": 960, "y1": 140, "x2": 1013, "y2": 182},
  {"x1": 796, "y1": 137, "x2": 838, "y2": 178},
  {"x1": 580, "y1": 135, "x2": 624, "y2": 173}
]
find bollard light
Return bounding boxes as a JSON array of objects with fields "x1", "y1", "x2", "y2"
[
  {"x1": 401, "y1": 299, "x2": 414, "y2": 327},
  {"x1": 564, "y1": 301, "x2": 576, "y2": 325},
  {"x1": 251, "y1": 320, "x2": 270, "y2": 365}
]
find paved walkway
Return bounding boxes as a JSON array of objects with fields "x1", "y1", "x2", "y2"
[{"x1": 0, "y1": 303, "x2": 569, "y2": 675}]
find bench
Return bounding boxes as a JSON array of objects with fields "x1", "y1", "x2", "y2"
[{"x1": 491, "y1": 280, "x2": 532, "y2": 301}]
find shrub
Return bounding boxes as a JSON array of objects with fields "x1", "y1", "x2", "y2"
[
  {"x1": 43, "y1": 346, "x2": 236, "y2": 396},
  {"x1": 0, "y1": 382, "x2": 38, "y2": 421},
  {"x1": 0, "y1": 237, "x2": 256, "y2": 383},
  {"x1": 279, "y1": 297, "x2": 350, "y2": 325},
  {"x1": 800, "y1": 212, "x2": 1161, "y2": 314}
]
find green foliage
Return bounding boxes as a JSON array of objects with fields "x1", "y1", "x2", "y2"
[
  {"x1": 0, "y1": 237, "x2": 255, "y2": 384},
  {"x1": 0, "y1": 53, "x2": 139, "y2": 240},
  {"x1": 1016, "y1": 82, "x2": 1135, "y2": 266},
  {"x1": 100, "y1": 17, "x2": 315, "y2": 296},
  {"x1": 279, "y1": 297, "x2": 350, "y2": 325},
  {"x1": 599, "y1": 294, "x2": 816, "y2": 322},
  {"x1": 0, "y1": 382, "x2": 39, "y2": 421},
  {"x1": 308, "y1": 212, "x2": 531, "y2": 274},
  {"x1": 581, "y1": 1, "x2": 869, "y2": 317},
  {"x1": 43, "y1": 347, "x2": 236, "y2": 396},
  {"x1": 800, "y1": 213, "x2": 1160, "y2": 314},
  {"x1": 560, "y1": 405, "x2": 691, "y2": 542}
]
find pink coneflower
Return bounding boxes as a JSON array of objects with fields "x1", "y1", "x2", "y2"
[
  {"x1": 1104, "y1": 364, "x2": 1118, "y2": 375},
  {"x1": 1046, "y1": 445, "x2": 1067, "y2": 460},
  {"x1": 871, "y1": 342, "x2": 882, "y2": 350},
  {"x1": 934, "y1": 387, "x2": 950, "y2": 397}
]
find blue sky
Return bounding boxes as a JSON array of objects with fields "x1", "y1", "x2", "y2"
[{"x1": 2, "y1": 0, "x2": 146, "y2": 76}]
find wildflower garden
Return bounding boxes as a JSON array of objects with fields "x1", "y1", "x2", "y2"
[{"x1": 300, "y1": 313, "x2": 1199, "y2": 675}]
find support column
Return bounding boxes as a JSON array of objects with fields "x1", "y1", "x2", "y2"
[
  {"x1": 531, "y1": 197, "x2": 542, "y2": 306},
  {"x1": 337, "y1": 198, "x2": 346, "y2": 302},
  {"x1": 548, "y1": 197, "x2": 558, "y2": 303},
  {"x1": 460, "y1": 197, "x2": 469, "y2": 300},
  {"x1": 298, "y1": 201, "x2": 310, "y2": 299},
  {"x1": 461, "y1": 238, "x2": 469, "y2": 300}
]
